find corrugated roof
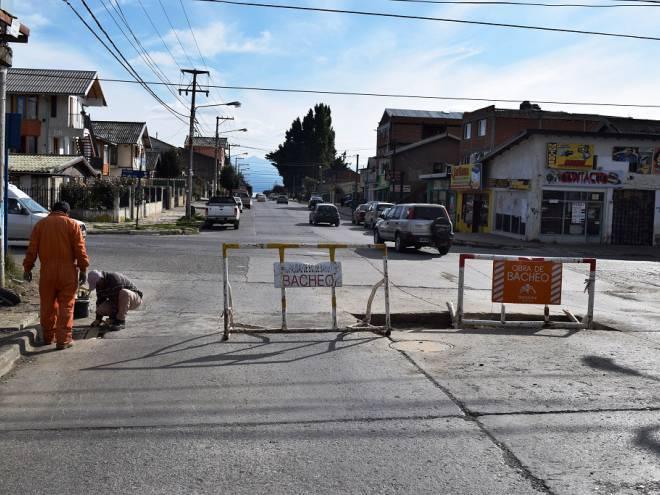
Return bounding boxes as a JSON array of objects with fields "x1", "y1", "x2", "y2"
[
  {"x1": 187, "y1": 136, "x2": 228, "y2": 148},
  {"x1": 92, "y1": 121, "x2": 147, "y2": 145},
  {"x1": 8, "y1": 154, "x2": 96, "y2": 176},
  {"x1": 8, "y1": 68, "x2": 98, "y2": 96},
  {"x1": 384, "y1": 109, "x2": 463, "y2": 120},
  {"x1": 602, "y1": 117, "x2": 660, "y2": 135}
]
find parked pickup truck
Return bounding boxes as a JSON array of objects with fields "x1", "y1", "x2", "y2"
[{"x1": 205, "y1": 196, "x2": 240, "y2": 229}]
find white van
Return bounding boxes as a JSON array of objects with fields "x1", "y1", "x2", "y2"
[{"x1": 7, "y1": 184, "x2": 87, "y2": 240}]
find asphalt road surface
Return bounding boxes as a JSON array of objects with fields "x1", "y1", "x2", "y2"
[{"x1": 2, "y1": 200, "x2": 659, "y2": 494}]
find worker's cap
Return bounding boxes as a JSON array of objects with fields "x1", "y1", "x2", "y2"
[
  {"x1": 87, "y1": 270, "x2": 103, "y2": 290},
  {"x1": 52, "y1": 201, "x2": 71, "y2": 214}
]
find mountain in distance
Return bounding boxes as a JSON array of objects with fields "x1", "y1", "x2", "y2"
[{"x1": 241, "y1": 155, "x2": 283, "y2": 193}]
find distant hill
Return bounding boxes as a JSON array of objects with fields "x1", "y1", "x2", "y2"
[{"x1": 241, "y1": 156, "x2": 283, "y2": 192}]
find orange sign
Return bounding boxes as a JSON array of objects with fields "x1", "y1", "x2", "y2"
[{"x1": 492, "y1": 260, "x2": 562, "y2": 305}]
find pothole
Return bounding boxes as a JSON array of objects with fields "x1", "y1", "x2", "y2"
[{"x1": 390, "y1": 340, "x2": 453, "y2": 353}]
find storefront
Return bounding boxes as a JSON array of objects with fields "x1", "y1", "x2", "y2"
[
  {"x1": 451, "y1": 164, "x2": 492, "y2": 233},
  {"x1": 420, "y1": 173, "x2": 456, "y2": 224},
  {"x1": 540, "y1": 189, "x2": 607, "y2": 243},
  {"x1": 491, "y1": 180, "x2": 532, "y2": 238}
]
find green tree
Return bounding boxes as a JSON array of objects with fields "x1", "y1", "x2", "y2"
[
  {"x1": 266, "y1": 103, "x2": 342, "y2": 192},
  {"x1": 220, "y1": 165, "x2": 239, "y2": 193},
  {"x1": 155, "y1": 149, "x2": 183, "y2": 178}
]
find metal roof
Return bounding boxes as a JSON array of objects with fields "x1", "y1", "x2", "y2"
[
  {"x1": 8, "y1": 68, "x2": 99, "y2": 96},
  {"x1": 384, "y1": 109, "x2": 463, "y2": 120},
  {"x1": 145, "y1": 151, "x2": 161, "y2": 172},
  {"x1": 187, "y1": 136, "x2": 228, "y2": 148},
  {"x1": 91, "y1": 121, "x2": 147, "y2": 145},
  {"x1": 8, "y1": 154, "x2": 96, "y2": 176}
]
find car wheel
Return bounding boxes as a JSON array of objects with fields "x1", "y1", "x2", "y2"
[
  {"x1": 395, "y1": 233, "x2": 405, "y2": 252},
  {"x1": 234, "y1": 221, "x2": 240, "y2": 230}
]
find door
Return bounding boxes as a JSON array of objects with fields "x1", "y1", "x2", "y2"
[
  {"x1": 612, "y1": 190, "x2": 654, "y2": 245},
  {"x1": 586, "y1": 203, "x2": 602, "y2": 242},
  {"x1": 381, "y1": 206, "x2": 401, "y2": 240}
]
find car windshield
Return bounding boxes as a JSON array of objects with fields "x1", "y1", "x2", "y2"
[
  {"x1": 414, "y1": 206, "x2": 448, "y2": 220},
  {"x1": 318, "y1": 206, "x2": 336, "y2": 213},
  {"x1": 21, "y1": 198, "x2": 48, "y2": 213}
]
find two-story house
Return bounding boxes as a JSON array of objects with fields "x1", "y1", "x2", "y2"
[
  {"x1": 7, "y1": 68, "x2": 107, "y2": 155},
  {"x1": 90, "y1": 121, "x2": 151, "y2": 176}
]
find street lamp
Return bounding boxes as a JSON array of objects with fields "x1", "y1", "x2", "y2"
[{"x1": 196, "y1": 101, "x2": 241, "y2": 110}]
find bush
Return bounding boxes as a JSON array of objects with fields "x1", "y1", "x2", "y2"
[{"x1": 61, "y1": 180, "x2": 130, "y2": 210}]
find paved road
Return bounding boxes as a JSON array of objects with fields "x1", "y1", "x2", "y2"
[{"x1": 2, "y1": 201, "x2": 659, "y2": 494}]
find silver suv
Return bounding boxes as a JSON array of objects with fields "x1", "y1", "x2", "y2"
[
  {"x1": 373, "y1": 203, "x2": 453, "y2": 254},
  {"x1": 363, "y1": 201, "x2": 393, "y2": 229}
]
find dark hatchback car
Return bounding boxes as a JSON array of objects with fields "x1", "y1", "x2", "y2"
[
  {"x1": 309, "y1": 203, "x2": 340, "y2": 226},
  {"x1": 352, "y1": 203, "x2": 368, "y2": 225}
]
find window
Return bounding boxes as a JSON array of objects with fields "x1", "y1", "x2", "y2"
[
  {"x1": 21, "y1": 136, "x2": 38, "y2": 153},
  {"x1": 53, "y1": 137, "x2": 60, "y2": 154},
  {"x1": 478, "y1": 119, "x2": 487, "y2": 137},
  {"x1": 50, "y1": 95, "x2": 58, "y2": 118},
  {"x1": 8, "y1": 198, "x2": 22, "y2": 214},
  {"x1": 26, "y1": 96, "x2": 38, "y2": 119},
  {"x1": 463, "y1": 122, "x2": 472, "y2": 139}
]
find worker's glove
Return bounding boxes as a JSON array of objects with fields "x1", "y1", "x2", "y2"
[
  {"x1": 78, "y1": 271, "x2": 87, "y2": 286},
  {"x1": 23, "y1": 271, "x2": 32, "y2": 282}
]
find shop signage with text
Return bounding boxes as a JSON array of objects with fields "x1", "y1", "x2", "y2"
[
  {"x1": 545, "y1": 169, "x2": 624, "y2": 188},
  {"x1": 451, "y1": 164, "x2": 482, "y2": 190},
  {"x1": 547, "y1": 143, "x2": 594, "y2": 170},
  {"x1": 274, "y1": 262, "x2": 342, "y2": 288},
  {"x1": 492, "y1": 260, "x2": 562, "y2": 305}
]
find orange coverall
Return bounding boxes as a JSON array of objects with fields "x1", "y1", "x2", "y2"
[{"x1": 23, "y1": 212, "x2": 89, "y2": 346}]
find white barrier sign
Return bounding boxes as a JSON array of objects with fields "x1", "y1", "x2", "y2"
[{"x1": 274, "y1": 262, "x2": 342, "y2": 288}]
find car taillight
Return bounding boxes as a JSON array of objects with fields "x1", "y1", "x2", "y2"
[{"x1": 407, "y1": 208, "x2": 415, "y2": 220}]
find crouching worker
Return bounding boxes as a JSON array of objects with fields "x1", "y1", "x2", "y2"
[{"x1": 88, "y1": 271, "x2": 143, "y2": 331}]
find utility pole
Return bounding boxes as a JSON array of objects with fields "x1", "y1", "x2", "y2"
[
  {"x1": 213, "y1": 116, "x2": 234, "y2": 195},
  {"x1": 390, "y1": 142, "x2": 397, "y2": 203},
  {"x1": 354, "y1": 154, "x2": 359, "y2": 204},
  {"x1": 179, "y1": 69, "x2": 209, "y2": 219}
]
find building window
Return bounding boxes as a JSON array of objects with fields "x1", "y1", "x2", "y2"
[
  {"x1": 50, "y1": 95, "x2": 58, "y2": 118},
  {"x1": 53, "y1": 137, "x2": 60, "y2": 154},
  {"x1": 21, "y1": 136, "x2": 38, "y2": 153},
  {"x1": 464, "y1": 122, "x2": 472, "y2": 140},
  {"x1": 540, "y1": 190, "x2": 604, "y2": 238},
  {"x1": 478, "y1": 119, "x2": 487, "y2": 137},
  {"x1": 110, "y1": 145, "x2": 118, "y2": 165}
]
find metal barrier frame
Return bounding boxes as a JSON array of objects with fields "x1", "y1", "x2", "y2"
[
  {"x1": 221, "y1": 243, "x2": 391, "y2": 340},
  {"x1": 449, "y1": 253, "x2": 596, "y2": 329}
]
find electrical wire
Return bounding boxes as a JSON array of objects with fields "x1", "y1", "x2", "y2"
[
  {"x1": 195, "y1": 0, "x2": 660, "y2": 42},
  {"x1": 67, "y1": 0, "x2": 189, "y2": 123},
  {"x1": 136, "y1": 0, "x2": 183, "y2": 71},
  {"x1": 178, "y1": 0, "x2": 210, "y2": 71},
  {"x1": 157, "y1": 0, "x2": 197, "y2": 68},
  {"x1": 8, "y1": 68, "x2": 660, "y2": 110},
  {"x1": 388, "y1": 0, "x2": 660, "y2": 7}
]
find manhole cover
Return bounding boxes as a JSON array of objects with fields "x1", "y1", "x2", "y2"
[{"x1": 391, "y1": 340, "x2": 452, "y2": 353}]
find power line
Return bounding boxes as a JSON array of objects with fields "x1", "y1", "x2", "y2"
[
  {"x1": 195, "y1": 0, "x2": 660, "y2": 42},
  {"x1": 388, "y1": 0, "x2": 660, "y2": 7},
  {"x1": 157, "y1": 0, "x2": 196, "y2": 68},
  {"x1": 178, "y1": 0, "x2": 210, "y2": 71},
  {"x1": 62, "y1": 0, "x2": 188, "y2": 123},
  {"x1": 136, "y1": 0, "x2": 183, "y2": 71},
  {"x1": 8, "y1": 68, "x2": 660, "y2": 110}
]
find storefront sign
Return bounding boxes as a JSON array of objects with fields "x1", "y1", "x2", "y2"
[
  {"x1": 544, "y1": 169, "x2": 624, "y2": 188},
  {"x1": 613, "y1": 147, "x2": 654, "y2": 175},
  {"x1": 547, "y1": 143, "x2": 594, "y2": 170},
  {"x1": 274, "y1": 262, "x2": 342, "y2": 288},
  {"x1": 492, "y1": 260, "x2": 562, "y2": 305},
  {"x1": 487, "y1": 178, "x2": 530, "y2": 190},
  {"x1": 451, "y1": 164, "x2": 482, "y2": 190}
]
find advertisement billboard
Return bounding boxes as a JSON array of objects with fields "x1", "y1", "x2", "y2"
[
  {"x1": 547, "y1": 143, "x2": 594, "y2": 170},
  {"x1": 451, "y1": 164, "x2": 482, "y2": 190}
]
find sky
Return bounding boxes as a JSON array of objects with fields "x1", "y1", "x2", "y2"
[{"x1": 7, "y1": 0, "x2": 660, "y2": 192}]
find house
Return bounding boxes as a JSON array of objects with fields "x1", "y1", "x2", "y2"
[
  {"x1": 374, "y1": 109, "x2": 463, "y2": 201},
  {"x1": 7, "y1": 68, "x2": 106, "y2": 156},
  {"x1": 8, "y1": 153, "x2": 97, "y2": 207},
  {"x1": 90, "y1": 121, "x2": 151, "y2": 176},
  {"x1": 476, "y1": 129, "x2": 660, "y2": 245}
]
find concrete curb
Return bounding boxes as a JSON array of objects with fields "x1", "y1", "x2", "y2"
[
  {"x1": 0, "y1": 325, "x2": 40, "y2": 380},
  {"x1": 88, "y1": 229, "x2": 196, "y2": 236}
]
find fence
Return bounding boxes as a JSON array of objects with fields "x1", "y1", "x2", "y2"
[
  {"x1": 221, "y1": 242, "x2": 391, "y2": 340},
  {"x1": 16, "y1": 186, "x2": 61, "y2": 209}
]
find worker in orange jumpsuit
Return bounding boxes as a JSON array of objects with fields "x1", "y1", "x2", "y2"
[{"x1": 23, "y1": 201, "x2": 89, "y2": 350}]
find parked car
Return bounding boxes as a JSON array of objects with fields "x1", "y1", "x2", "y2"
[
  {"x1": 351, "y1": 203, "x2": 369, "y2": 225},
  {"x1": 233, "y1": 195, "x2": 244, "y2": 212},
  {"x1": 277, "y1": 195, "x2": 289, "y2": 204},
  {"x1": 236, "y1": 191, "x2": 252, "y2": 209},
  {"x1": 205, "y1": 196, "x2": 240, "y2": 229},
  {"x1": 373, "y1": 203, "x2": 453, "y2": 254},
  {"x1": 256, "y1": 194, "x2": 266, "y2": 202},
  {"x1": 363, "y1": 201, "x2": 393, "y2": 229},
  {"x1": 309, "y1": 203, "x2": 340, "y2": 226},
  {"x1": 308, "y1": 195, "x2": 324, "y2": 210},
  {"x1": 7, "y1": 184, "x2": 87, "y2": 240}
]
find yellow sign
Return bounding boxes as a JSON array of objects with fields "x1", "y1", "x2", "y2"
[
  {"x1": 547, "y1": 143, "x2": 594, "y2": 170},
  {"x1": 451, "y1": 164, "x2": 481, "y2": 190}
]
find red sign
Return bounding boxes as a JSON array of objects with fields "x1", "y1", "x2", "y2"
[{"x1": 492, "y1": 260, "x2": 562, "y2": 305}]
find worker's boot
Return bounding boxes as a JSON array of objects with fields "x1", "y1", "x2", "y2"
[{"x1": 109, "y1": 319, "x2": 126, "y2": 331}]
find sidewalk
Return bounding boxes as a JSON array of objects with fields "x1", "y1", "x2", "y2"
[{"x1": 87, "y1": 206, "x2": 200, "y2": 235}]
